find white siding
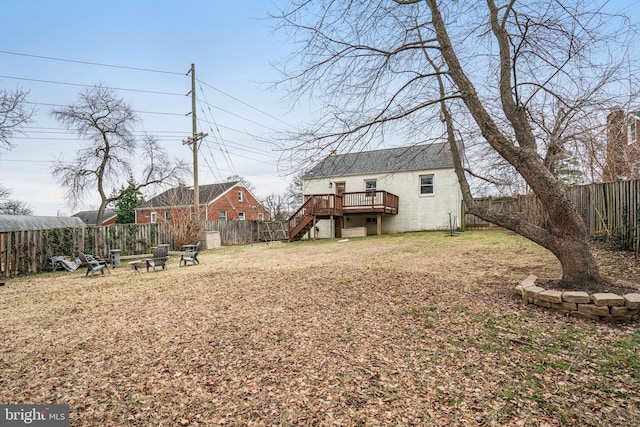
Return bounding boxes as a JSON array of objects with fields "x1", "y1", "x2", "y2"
[{"x1": 303, "y1": 168, "x2": 461, "y2": 237}]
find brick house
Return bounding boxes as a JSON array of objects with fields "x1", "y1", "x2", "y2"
[
  {"x1": 135, "y1": 181, "x2": 269, "y2": 224},
  {"x1": 604, "y1": 109, "x2": 640, "y2": 181}
]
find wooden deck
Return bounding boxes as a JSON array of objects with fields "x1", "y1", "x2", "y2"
[{"x1": 288, "y1": 191, "x2": 399, "y2": 240}]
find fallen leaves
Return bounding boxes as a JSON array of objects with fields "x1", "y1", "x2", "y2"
[{"x1": 0, "y1": 231, "x2": 638, "y2": 426}]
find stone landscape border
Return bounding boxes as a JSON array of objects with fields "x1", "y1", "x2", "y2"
[{"x1": 517, "y1": 275, "x2": 640, "y2": 322}]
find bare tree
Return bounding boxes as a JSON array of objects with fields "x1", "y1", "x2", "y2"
[
  {"x1": 274, "y1": 1, "x2": 639, "y2": 289},
  {"x1": 261, "y1": 192, "x2": 290, "y2": 220},
  {"x1": 0, "y1": 184, "x2": 33, "y2": 215},
  {"x1": 225, "y1": 174, "x2": 256, "y2": 192},
  {"x1": 0, "y1": 199, "x2": 33, "y2": 215},
  {"x1": 147, "y1": 184, "x2": 203, "y2": 246},
  {"x1": 51, "y1": 85, "x2": 188, "y2": 225},
  {"x1": 1, "y1": 86, "x2": 34, "y2": 150}
]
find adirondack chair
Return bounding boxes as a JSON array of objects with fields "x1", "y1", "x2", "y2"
[
  {"x1": 180, "y1": 241, "x2": 201, "y2": 266},
  {"x1": 146, "y1": 245, "x2": 169, "y2": 272},
  {"x1": 78, "y1": 252, "x2": 110, "y2": 277},
  {"x1": 45, "y1": 245, "x2": 73, "y2": 272}
]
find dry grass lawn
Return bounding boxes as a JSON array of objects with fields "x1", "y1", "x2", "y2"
[{"x1": 1, "y1": 230, "x2": 639, "y2": 426}]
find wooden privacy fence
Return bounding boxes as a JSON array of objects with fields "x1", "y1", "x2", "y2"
[
  {"x1": 462, "y1": 180, "x2": 640, "y2": 252},
  {"x1": 1, "y1": 220, "x2": 288, "y2": 277}
]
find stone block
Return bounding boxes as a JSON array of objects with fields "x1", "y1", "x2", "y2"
[
  {"x1": 591, "y1": 293, "x2": 625, "y2": 307},
  {"x1": 538, "y1": 290, "x2": 563, "y2": 303},
  {"x1": 521, "y1": 275, "x2": 538, "y2": 289},
  {"x1": 534, "y1": 300, "x2": 551, "y2": 308},
  {"x1": 525, "y1": 286, "x2": 545, "y2": 298},
  {"x1": 578, "y1": 304, "x2": 610, "y2": 316},
  {"x1": 624, "y1": 293, "x2": 640, "y2": 309},
  {"x1": 562, "y1": 291, "x2": 590, "y2": 304},
  {"x1": 571, "y1": 312, "x2": 601, "y2": 321},
  {"x1": 611, "y1": 306, "x2": 630, "y2": 316},
  {"x1": 562, "y1": 302, "x2": 578, "y2": 311},
  {"x1": 515, "y1": 284, "x2": 524, "y2": 296},
  {"x1": 551, "y1": 302, "x2": 564, "y2": 310}
]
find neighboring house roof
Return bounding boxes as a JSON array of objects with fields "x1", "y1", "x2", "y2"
[
  {"x1": 137, "y1": 181, "x2": 241, "y2": 209},
  {"x1": 0, "y1": 215, "x2": 86, "y2": 232},
  {"x1": 72, "y1": 209, "x2": 117, "y2": 225},
  {"x1": 303, "y1": 143, "x2": 456, "y2": 179}
]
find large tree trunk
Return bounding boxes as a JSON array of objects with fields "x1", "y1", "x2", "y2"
[{"x1": 427, "y1": 0, "x2": 603, "y2": 289}]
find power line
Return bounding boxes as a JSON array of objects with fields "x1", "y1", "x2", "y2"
[
  {"x1": 0, "y1": 49, "x2": 184, "y2": 75},
  {"x1": 24, "y1": 101, "x2": 188, "y2": 117},
  {"x1": 198, "y1": 78, "x2": 295, "y2": 129},
  {"x1": 0, "y1": 75, "x2": 185, "y2": 96},
  {"x1": 196, "y1": 98, "x2": 280, "y2": 132}
]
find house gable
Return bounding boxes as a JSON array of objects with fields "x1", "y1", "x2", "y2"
[{"x1": 135, "y1": 181, "x2": 269, "y2": 224}]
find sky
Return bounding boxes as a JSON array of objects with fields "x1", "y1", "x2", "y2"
[
  {"x1": 0, "y1": 0, "x2": 305, "y2": 216},
  {"x1": 1, "y1": 1, "x2": 639, "y2": 216}
]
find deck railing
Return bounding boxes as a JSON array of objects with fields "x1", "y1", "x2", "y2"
[{"x1": 342, "y1": 191, "x2": 399, "y2": 214}]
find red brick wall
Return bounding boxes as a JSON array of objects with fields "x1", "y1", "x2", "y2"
[
  {"x1": 135, "y1": 185, "x2": 269, "y2": 224},
  {"x1": 207, "y1": 186, "x2": 269, "y2": 221}
]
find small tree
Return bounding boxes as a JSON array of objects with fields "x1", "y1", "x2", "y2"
[{"x1": 112, "y1": 179, "x2": 145, "y2": 224}]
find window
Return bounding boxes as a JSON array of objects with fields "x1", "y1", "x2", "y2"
[
  {"x1": 150, "y1": 212, "x2": 157, "y2": 223},
  {"x1": 420, "y1": 175, "x2": 434, "y2": 195},
  {"x1": 164, "y1": 211, "x2": 171, "y2": 221},
  {"x1": 629, "y1": 119, "x2": 637, "y2": 145},
  {"x1": 219, "y1": 210, "x2": 227, "y2": 221},
  {"x1": 258, "y1": 213, "x2": 264, "y2": 221},
  {"x1": 365, "y1": 180, "x2": 377, "y2": 191},
  {"x1": 238, "y1": 191, "x2": 243, "y2": 202},
  {"x1": 239, "y1": 212, "x2": 246, "y2": 220}
]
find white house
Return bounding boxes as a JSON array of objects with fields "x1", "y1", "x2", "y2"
[{"x1": 290, "y1": 143, "x2": 462, "y2": 239}]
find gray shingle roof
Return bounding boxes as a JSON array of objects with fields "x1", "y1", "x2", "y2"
[
  {"x1": 138, "y1": 181, "x2": 240, "y2": 209},
  {"x1": 71, "y1": 209, "x2": 117, "y2": 225},
  {"x1": 303, "y1": 143, "x2": 455, "y2": 179},
  {"x1": 0, "y1": 215, "x2": 86, "y2": 232}
]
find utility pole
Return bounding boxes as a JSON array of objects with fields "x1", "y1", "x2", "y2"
[{"x1": 183, "y1": 63, "x2": 208, "y2": 219}]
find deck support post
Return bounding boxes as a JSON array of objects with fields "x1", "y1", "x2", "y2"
[
  {"x1": 330, "y1": 215, "x2": 334, "y2": 239},
  {"x1": 377, "y1": 214, "x2": 382, "y2": 235},
  {"x1": 313, "y1": 216, "x2": 317, "y2": 240}
]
